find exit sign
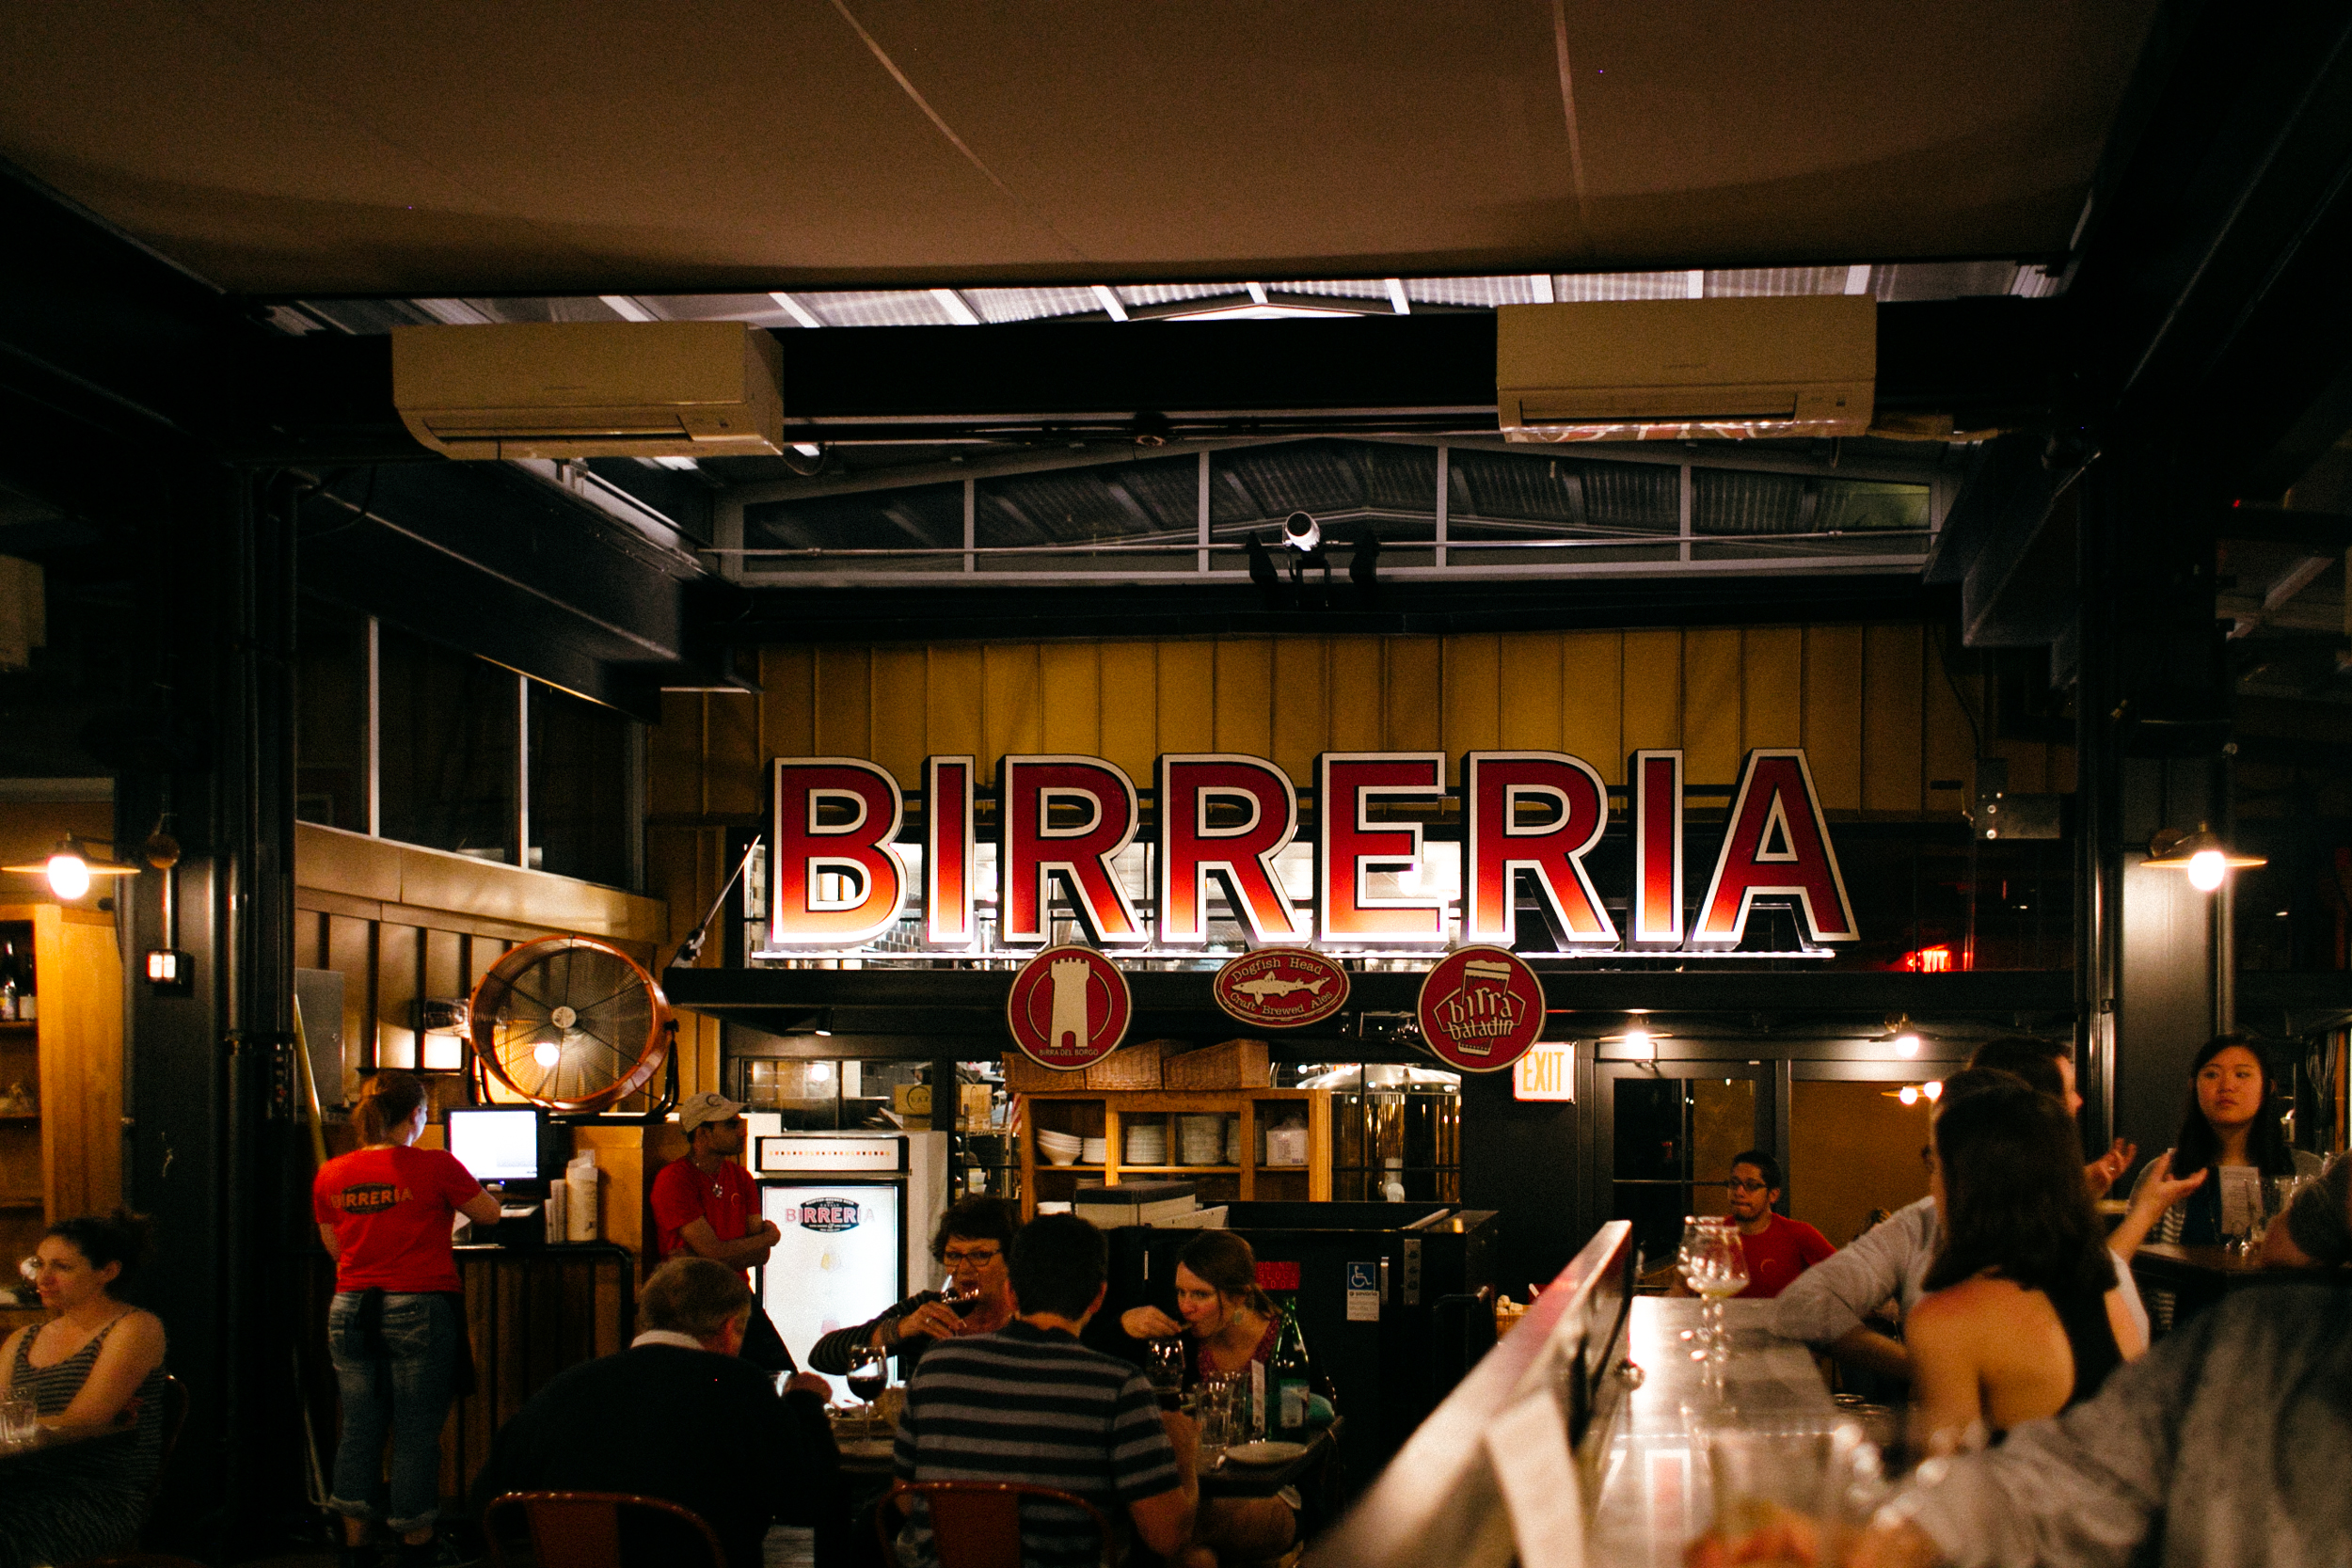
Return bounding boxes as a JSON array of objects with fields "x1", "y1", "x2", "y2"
[{"x1": 1512, "y1": 1041, "x2": 1576, "y2": 1102}]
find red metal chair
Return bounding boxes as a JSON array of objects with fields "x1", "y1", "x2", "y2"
[
  {"x1": 484, "y1": 1490, "x2": 729, "y2": 1568},
  {"x1": 874, "y1": 1481, "x2": 1112, "y2": 1568}
]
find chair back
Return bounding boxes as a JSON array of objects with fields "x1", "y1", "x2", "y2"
[
  {"x1": 484, "y1": 1490, "x2": 728, "y2": 1568},
  {"x1": 877, "y1": 1481, "x2": 1111, "y2": 1568}
]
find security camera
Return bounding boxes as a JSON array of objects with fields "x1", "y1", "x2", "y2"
[{"x1": 1281, "y1": 511, "x2": 1322, "y2": 552}]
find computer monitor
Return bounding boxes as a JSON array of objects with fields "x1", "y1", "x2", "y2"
[{"x1": 445, "y1": 1105, "x2": 548, "y2": 1188}]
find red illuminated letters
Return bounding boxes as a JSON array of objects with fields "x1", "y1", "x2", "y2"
[
  {"x1": 1462, "y1": 752, "x2": 1614, "y2": 946},
  {"x1": 1000, "y1": 756, "x2": 1147, "y2": 945},
  {"x1": 1629, "y1": 750, "x2": 1684, "y2": 946},
  {"x1": 1155, "y1": 755, "x2": 1304, "y2": 944},
  {"x1": 1314, "y1": 753, "x2": 1447, "y2": 944},
  {"x1": 1692, "y1": 750, "x2": 1858, "y2": 945},
  {"x1": 768, "y1": 758, "x2": 906, "y2": 946},
  {"x1": 923, "y1": 756, "x2": 976, "y2": 948}
]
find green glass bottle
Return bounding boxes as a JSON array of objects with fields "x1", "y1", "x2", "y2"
[{"x1": 1268, "y1": 1306, "x2": 1313, "y2": 1441}]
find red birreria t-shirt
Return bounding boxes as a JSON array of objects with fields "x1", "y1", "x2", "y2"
[
  {"x1": 650, "y1": 1156, "x2": 760, "y2": 1280},
  {"x1": 1734, "y1": 1212, "x2": 1836, "y2": 1299},
  {"x1": 313, "y1": 1145, "x2": 484, "y2": 1293}
]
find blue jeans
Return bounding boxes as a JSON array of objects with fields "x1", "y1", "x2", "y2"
[{"x1": 326, "y1": 1291, "x2": 459, "y2": 1534}]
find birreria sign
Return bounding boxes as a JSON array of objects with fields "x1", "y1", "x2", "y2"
[{"x1": 765, "y1": 749, "x2": 1858, "y2": 956}]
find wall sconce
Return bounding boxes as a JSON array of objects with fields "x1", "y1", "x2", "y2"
[
  {"x1": 2145, "y1": 824, "x2": 2265, "y2": 892},
  {"x1": 416, "y1": 998, "x2": 470, "y2": 1072},
  {"x1": 144, "y1": 948, "x2": 191, "y2": 991},
  {"x1": 5, "y1": 835, "x2": 140, "y2": 900}
]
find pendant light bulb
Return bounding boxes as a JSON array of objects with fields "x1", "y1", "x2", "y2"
[
  {"x1": 2187, "y1": 849, "x2": 2227, "y2": 893},
  {"x1": 1899, "y1": 1085, "x2": 1920, "y2": 1106},
  {"x1": 46, "y1": 850, "x2": 89, "y2": 900},
  {"x1": 532, "y1": 1040, "x2": 563, "y2": 1069}
]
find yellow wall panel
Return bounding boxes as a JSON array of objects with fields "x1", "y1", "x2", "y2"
[
  {"x1": 868, "y1": 645, "x2": 930, "y2": 786},
  {"x1": 1326, "y1": 639, "x2": 1385, "y2": 753},
  {"x1": 1213, "y1": 640, "x2": 1275, "y2": 759},
  {"x1": 1097, "y1": 641, "x2": 1158, "y2": 779},
  {"x1": 1919, "y1": 632, "x2": 1975, "y2": 816},
  {"x1": 1039, "y1": 643, "x2": 1103, "y2": 756},
  {"x1": 326, "y1": 913, "x2": 375, "y2": 1093},
  {"x1": 376, "y1": 924, "x2": 421, "y2": 1071},
  {"x1": 982, "y1": 643, "x2": 1044, "y2": 765},
  {"x1": 704, "y1": 692, "x2": 762, "y2": 815},
  {"x1": 926, "y1": 645, "x2": 986, "y2": 773},
  {"x1": 1803, "y1": 626, "x2": 1865, "y2": 812},
  {"x1": 1268, "y1": 638, "x2": 1328, "y2": 781},
  {"x1": 1385, "y1": 638, "x2": 1442, "y2": 753},
  {"x1": 646, "y1": 693, "x2": 705, "y2": 817},
  {"x1": 1560, "y1": 632, "x2": 1624, "y2": 782},
  {"x1": 1440, "y1": 635, "x2": 1500, "y2": 782},
  {"x1": 1863, "y1": 625, "x2": 1925, "y2": 813},
  {"x1": 1684, "y1": 628, "x2": 1743, "y2": 785},
  {"x1": 759, "y1": 646, "x2": 817, "y2": 760},
  {"x1": 813, "y1": 647, "x2": 873, "y2": 762},
  {"x1": 1742, "y1": 626, "x2": 1804, "y2": 752},
  {"x1": 1497, "y1": 633, "x2": 1564, "y2": 757},
  {"x1": 1155, "y1": 641, "x2": 1216, "y2": 756},
  {"x1": 1621, "y1": 629, "x2": 1682, "y2": 758}
]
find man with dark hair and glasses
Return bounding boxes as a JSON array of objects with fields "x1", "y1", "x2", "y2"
[
  {"x1": 810, "y1": 1196, "x2": 1021, "y2": 1377},
  {"x1": 1721, "y1": 1148, "x2": 1834, "y2": 1299}
]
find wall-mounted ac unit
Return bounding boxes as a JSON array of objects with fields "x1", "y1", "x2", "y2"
[
  {"x1": 1496, "y1": 295, "x2": 1874, "y2": 442},
  {"x1": 392, "y1": 320, "x2": 786, "y2": 459}
]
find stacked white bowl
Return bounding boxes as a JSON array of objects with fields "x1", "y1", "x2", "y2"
[{"x1": 1036, "y1": 1129, "x2": 1082, "y2": 1166}]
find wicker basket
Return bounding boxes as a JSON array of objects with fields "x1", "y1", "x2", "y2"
[
  {"x1": 1082, "y1": 1038, "x2": 1176, "y2": 1091},
  {"x1": 1003, "y1": 1052, "x2": 1089, "y2": 1093},
  {"x1": 1162, "y1": 1037, "x2": 1272, "y2": 1090}
]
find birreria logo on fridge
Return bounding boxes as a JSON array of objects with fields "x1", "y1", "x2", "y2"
[{"x1": 764, "y1": 749, "x2": 1859, "y2": 958}]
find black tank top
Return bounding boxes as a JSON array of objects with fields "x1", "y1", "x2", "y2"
[{"x1": 2046, "y1": 1279, "x2": 2123, "y2": 1409}]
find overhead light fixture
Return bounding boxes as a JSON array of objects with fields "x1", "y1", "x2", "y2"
[
  {"x1": 532, "y1": 1039, "x2": 563, "y2": 1068},
  {"x1": 1899, "y1": 1085, "x2": 1920, "y2": 1105},
  {"x1": 1883, "y1": 1015, "x2": 1921, "y2": 1058},
  {"x1": 5, "y1": 836, "x2": 140, "y2": 900},
  {"x1": 1282, "y1": 512, "x2": 1322, "y2": 552},
  {"x1": 2145, "y1": 824, "x2": 2264, "y2": 893},
  {"x1": 1923, "y1": 1080, "x2": 1944, "y2": 1101}
]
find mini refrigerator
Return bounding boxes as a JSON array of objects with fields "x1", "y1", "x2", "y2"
[{"x1": 752, "y1": 1128, "x2": 947, "y2": 1399}]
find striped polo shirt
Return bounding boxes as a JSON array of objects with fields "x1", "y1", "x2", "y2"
[{"x1": 892, "y1": 1320, "x2": 1182, "y2": 1568}]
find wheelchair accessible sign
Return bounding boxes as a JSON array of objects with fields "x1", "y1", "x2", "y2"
[{"x1": 1346, "y1": 1260, "x2": 1379, "y2": 1323}]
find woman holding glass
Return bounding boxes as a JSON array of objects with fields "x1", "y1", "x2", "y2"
[
  {"x1": 2113, "y1": 1034, "x2": 2322, "y2": 1258},
  {"x1": 1905, "y1": 1074, "x2": 2143, "y2": 1454}
]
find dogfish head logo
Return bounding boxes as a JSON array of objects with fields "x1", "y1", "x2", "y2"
[
  {"x1": 790, "y1": 1197, "x2": 862, "y2": 1233},
  {"x1": 1006, "y1": 945, "x2": 1134, "y2": 1070},
  {"x1": 1416, "y1": 945, "x2": 1547, "y2": 1073},
  {"x1": 1213, "y1": 949, "x2": 1350, "y2": 1029}
]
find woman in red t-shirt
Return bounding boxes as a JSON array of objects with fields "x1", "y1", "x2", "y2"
[{"x1": 314, "y1": 1072, "x2": 501, "y2": 1566}]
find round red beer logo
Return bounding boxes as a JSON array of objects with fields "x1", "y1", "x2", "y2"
[
  {"x1": 1006, "y1": 945, "x2": 1132, "y2": 1069},
  {"x1": 1213, "y1": 948, "x2": 1350, "y2": 1030},
  {"x1": 1416, "y1": 946, "x2": 1547, "y2": 1072}
]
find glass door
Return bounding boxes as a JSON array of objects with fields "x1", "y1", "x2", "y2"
[{"x1": 1593, "y1": 1063, "x2": 1774, "y2": 1276}]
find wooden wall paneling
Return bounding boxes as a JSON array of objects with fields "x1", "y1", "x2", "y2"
[
  {"x1": 1741, "y1": 626, "x2": 1804, "y2": 752},
  {"x1": 1440, "y1": 634, "x2": 1501, "y2": 784},
  {"x1": 812, "y1": 647, "x2": 872, "y2": 765},
  {"x1": 1620, "y1": 629, "x2": 1683, "y2": 761},
  {"x1": 646, "y1": 692, "x2": 706, "y2": 818},
  {"x1": 981, "y1": 642, "x2": 1045, "y2": 764},
  {"x1": 760, "y1": 646, "x2": 818, "y2": 764},
  {"x1": 326, "y1": 914, "x2": 375, "y2": 1087},
  {"x1": 2047, "y1": 739, "x2": 2078, "y2": 795},
  {"x1": 593, "y1": 1249, "x2": 627, "y2": 1355},
  {"x1": 1863, "y1": 626, "x2": 1926, "y2": 814},
  {"x1": 703, "y1": 692, "x2": 763, "y2": 816},
  {"x1": 1153, "y1": 641, "x2": 1216, "y2": 757},
  {"x1": 1213, "y1": 640, "x2": 1275, "y2": 760},
  {"x1": 868, "y1": 645, "x2": 930, "y2": 787},
  {"x1": 1920, "y1": 631, "x2": 1976, "y2": 816},
  {"x1": 376, "y1": 924, "x2": 421, "y2": 1071},
  {"x1": 1038, "y1": 642, "x2": 1103, "y2": 757},
  {"x1": 422, "y1": 928, "x2": 465, "y2": 1007},
  {"x1": 1559, "y1": 631, "x2": 1624, "y2": 783},
  {"x1": 1268, "y1": 637, "x2": 1327, "y2": 783},
  {"x1": 1683, "y1": 628, "x2": 1743, "y2": 786},
  {"x1": 1325, "y1": 639, "x2": 1385, "y2": 754},
  {"x1": 926, "y1": 644, "x2": 986, "y2": 779},
  {"x1": 1383, "y1": 638, "x2": 1442, "y2": 753},
  {"x1": 1097, "y1": 641, "x2": 1158, "y2": 782},
  {"x1": 1802, "y1": 626, "x2": 1866, "y2": 813},
  {"x1": 1496, "y1": 632, "x2": 1564, "y2": 757}
]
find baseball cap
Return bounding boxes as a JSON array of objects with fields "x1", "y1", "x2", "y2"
[{"x1": 676, "y1": 1091, "x2": 748, "y2": 1133}]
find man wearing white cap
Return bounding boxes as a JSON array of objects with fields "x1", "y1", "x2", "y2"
[{"x1": 650, "y1": 1091, "x2": 795, "y2": 1372}]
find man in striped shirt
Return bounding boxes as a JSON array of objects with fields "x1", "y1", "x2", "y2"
[{"x1": 892, "y1": 1213, "x2": 1199, "y2": 1568}]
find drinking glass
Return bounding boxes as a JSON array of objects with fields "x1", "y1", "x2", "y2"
[
  {"x1": 1144, "y1": 1337, "x2": 1186, "y2": 1410},
  {"x1": 846, "y1": 1343, "x2": 888, "y2": 1428},
  {"x1": 1196, "y1": 1372, "x2": 1237, "y2": 1464},
  {"x1": 0, "y1": 1395, "x2": 34, "y2": 1449},
  {"x1": 1677, "y1": 1217, "x2": 1740, "y2": 1355}
]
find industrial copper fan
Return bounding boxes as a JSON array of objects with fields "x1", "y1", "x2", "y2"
[{"x1": 467, "y1": 935, "x2": 674, "y2": 1114}]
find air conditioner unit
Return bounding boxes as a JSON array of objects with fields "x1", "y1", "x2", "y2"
[
  {"x1": 391, "y1": 321, "x2": 786, "y2": 459},
  {"x1": 1496, "y1": 295, "x2": 1874, "y2": 442}
]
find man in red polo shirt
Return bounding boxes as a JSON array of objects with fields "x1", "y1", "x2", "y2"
[
  {"x1": 651, "y1": 1091, "x2": 795, "y2": 1371},
  {"x1": 1725, "y1": 1148, "x2": 1834, "y2": 1299}
]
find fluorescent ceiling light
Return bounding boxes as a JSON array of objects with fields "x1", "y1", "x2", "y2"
[
  {"x1": 1090, "y1": 284, "x2": 1129, "y2": 322},
  {"x1": 1386, "y1": 278, "x2": 1411, "y2": 315},
  {"x1": 599, "y1": 294, "x2": 658, "y2": 322},
  {"x1": 932, "y1": 289, "x2": 982, "y2": 325},
  {"x1": 769, "y1": 292, "x2": 825, "y2": 329}
]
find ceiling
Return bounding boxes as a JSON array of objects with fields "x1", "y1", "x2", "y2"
[{"x1": 1, "y1": 0, "x2": 2159, "y2": 297}]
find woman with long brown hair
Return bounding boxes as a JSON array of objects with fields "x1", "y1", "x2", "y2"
[
  {"x1": 314, "y1": 1072, "x2": 501, "y2": 1566},
  {"x1": 1119, "y1": 1229, "x2": 1284, "y2": 1383}
]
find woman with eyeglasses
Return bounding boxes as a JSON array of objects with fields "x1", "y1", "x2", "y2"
[
  {"x1": 809, "y1": 1196, "x2": 1021, "y2": 1377},
  {"x1": 0, "y1": 1209, "x2": 169, "y2": 1568}
]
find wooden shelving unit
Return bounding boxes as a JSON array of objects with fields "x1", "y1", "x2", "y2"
[
  {"x1": 1013, "y1": 1087, "x2": 1331, "y2": 1220},
  {"x1": 0, "y1": 904, "x2": 125, "y2": 1301}
]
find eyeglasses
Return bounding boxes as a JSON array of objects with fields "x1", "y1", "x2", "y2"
[
  {"x1": 941, "y1": 1246, "x2": 1002, "y2": 1267},
  {"x1": 1725, "y1": 1179, "x2": 1771, "y2": 1193}
]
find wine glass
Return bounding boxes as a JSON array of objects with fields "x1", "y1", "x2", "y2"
[
  {"x1": 1693, "y1": 1226, "x2": 1750, "y2": 1360},
  {"x1": 846, "y1": 1343, "x2": 888, "y2": 1428},
  {"x1": 1677, "y1": 1217, "x2": 1733, "y2": 1351},
  {"x1": 1144, "y1": 1335, "x2": 1186, "y2": 1410}
]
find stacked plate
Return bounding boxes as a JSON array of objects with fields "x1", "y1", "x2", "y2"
[
  {"x1": 1177, "y1": 1114, "x2": 1227, "y2": 1166},
  {"x1": 1037, "y1": 1129, "x2": 1082, "y2": 1167},
  {"x1": 1226, "y1": 1119, "x2": 1244, "y2": 1165},
  {"x1": 1081, "y1": 1136, "x2": 1110, "y2": 1164},
  {"x1": 1124, "y1": 1120, "x2": 1167, "y2": 1165}
]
